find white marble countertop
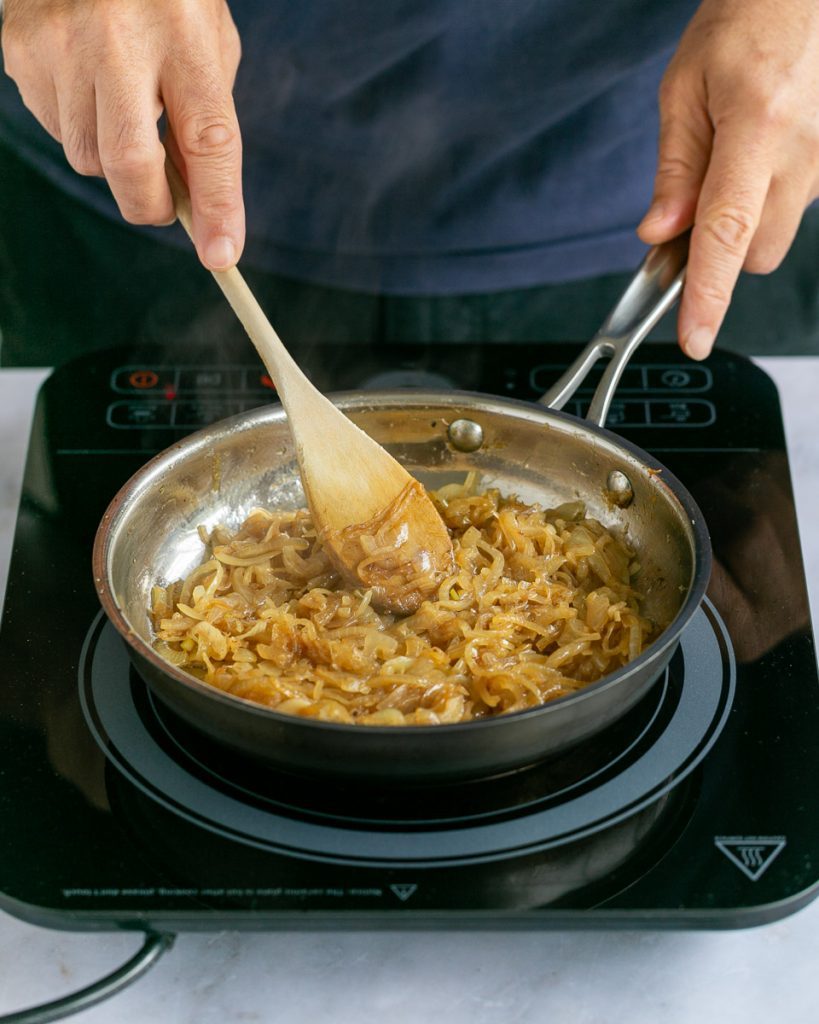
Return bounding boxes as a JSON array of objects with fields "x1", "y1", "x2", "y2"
[{"x1": 0, "y1": 359, "x2": 817, "y2": 1024}]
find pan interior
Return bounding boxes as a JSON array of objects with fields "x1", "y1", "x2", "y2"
[{"x1": 102, "y1": 393, "x2": 700, "y2": 666}]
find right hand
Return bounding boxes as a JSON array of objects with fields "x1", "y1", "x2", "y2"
[{"x1": 1, "y1": 0, "x2": 244, "y2": 270}]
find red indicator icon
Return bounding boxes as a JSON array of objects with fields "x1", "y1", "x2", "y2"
[
  {"x1": 260, "y1": 374, "x2": 276, "y2": 391},
  {"x1": 128, "y1": 369, "x2": 159, "y2": 390}
]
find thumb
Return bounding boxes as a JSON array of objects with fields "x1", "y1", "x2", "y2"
[
  {"x1": 162, "y1": 68, "x2": 244, "y2": 272},
  {"x1": 638, "y1": 80, "x2": 712, "y2": 244}
]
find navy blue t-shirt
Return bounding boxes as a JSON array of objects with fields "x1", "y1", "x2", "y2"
[{"x1": 0, "y1": 0, "x2": 699, "y2": 293}]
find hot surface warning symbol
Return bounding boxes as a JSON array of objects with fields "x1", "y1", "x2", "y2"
[
  {"x1": 714, "y1": 836, "x2": 787, "y2": 881},
  {"x1": 389, "y1": 883, "x2": 418, "y2": 902}
]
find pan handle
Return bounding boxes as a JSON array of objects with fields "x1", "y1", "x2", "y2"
[{"x1": 538, "y1": 231, "x2": 690, "y2": 427}]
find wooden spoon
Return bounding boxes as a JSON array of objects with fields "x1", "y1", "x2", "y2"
[{"x1": 164, "y1": 159, "x2": 454, "y2": 613}]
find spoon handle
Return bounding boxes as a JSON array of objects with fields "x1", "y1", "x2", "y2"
[{"x1": 163, "y1": 157, "x2": 313, "y2": 412}]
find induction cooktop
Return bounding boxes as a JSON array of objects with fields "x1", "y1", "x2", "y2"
[{"x1": 1, "y1": 342, "x2": 817, "y2": 934}]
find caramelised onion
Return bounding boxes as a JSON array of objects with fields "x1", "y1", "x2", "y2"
[{"x1": 150, "y1": 482, "x2": 659, "y2": 726}]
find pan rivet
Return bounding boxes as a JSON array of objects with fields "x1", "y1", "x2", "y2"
[
  {"x1": 606, "y1": 470, "x2": 634, "y2": 508},
  {"x1": 447, "y1": 418, "x2": 484, "y2": 452}
]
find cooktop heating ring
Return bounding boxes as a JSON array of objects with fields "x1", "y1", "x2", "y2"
[{"x1": 80, "y1": 599, "x2": 735, "y2": 868}]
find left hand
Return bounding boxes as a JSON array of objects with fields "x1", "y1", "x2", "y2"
[{"x1": 637, "y1": 0, "x2": 819, "y2": 360}]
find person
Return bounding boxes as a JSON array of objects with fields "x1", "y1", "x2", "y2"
[{"x1": 0, "y1": 0, "x2": 817, "y2": 368}]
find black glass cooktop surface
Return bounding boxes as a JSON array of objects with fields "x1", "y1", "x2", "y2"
[{"x1": 0, "y1": 342, "x2": 817, "y2": 930}]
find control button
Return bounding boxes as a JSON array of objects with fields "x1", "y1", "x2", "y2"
[
  {"x1": 245, "y1": 369, "x2": 278, "y2": 393},
  {"x1": 571, "y1": 399, "x2": 649, "y2": 427},
  {"x1": 604, "y1": 400, "x2": 648, "y2": 427},
  {"x1": 530, "y1": 365, "x2": 558, "y2": 392},
  {"x1": 172, "y1": 400, "x2": 242, "y2": 428},
  {"x1": 107, "y1": 401, "x2": 173, "y2": 428},
  {"x1": 584, "y1": 366, "x2": 644, "y2": 392},
  {"x1": 129, "y1": 369, "x2": 159, "y2": 389},
  {"x1": 177, "y1": 369, "x2": 244, "y2": 393},
  {"x1": 112, "y1": 367, "x2": 177, "y2": 394},
  {"x1": 645, "y1": 366, "x2": 712, "y2": 392},
  {"x1": 648, "y1": 399, "x2": 716, "y2": 426},
  {"x1": 530, "y1": 364, "x2": 644, "y2": 393}
]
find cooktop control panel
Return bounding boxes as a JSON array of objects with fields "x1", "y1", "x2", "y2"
[
  {"x1": 107, "y1": 364, "x2": 279, "y2": 431},
  {"x1": 105, "y1": 358, "x2": 716, "y2": 433},
  {"x1": 34, "y1": 336, "x2": 780, "y2": 468}
]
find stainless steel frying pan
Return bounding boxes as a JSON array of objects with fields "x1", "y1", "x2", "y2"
[{"x1": 93, "y1": 233, "x2": 709, "y2": 783}]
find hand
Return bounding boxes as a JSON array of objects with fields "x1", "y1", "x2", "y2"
[
  {"x1": 637, "y1": 0, "x2": 819, "y2": 360},
  {"x1": 1, "y1": 0, "x2": 244, "y2": 270}
]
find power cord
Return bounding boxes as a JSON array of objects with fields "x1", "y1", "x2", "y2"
[{"x1": 0, "y1": 931, "x2": 175, "y2": 1024}]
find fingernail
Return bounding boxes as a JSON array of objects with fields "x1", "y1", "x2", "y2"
[
  {"x1": 683, "y1": 327, "x2": 714, "y2": 361},
  {"x1": 204, "y1": 235, "x2": 236, "y2": 270}
]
